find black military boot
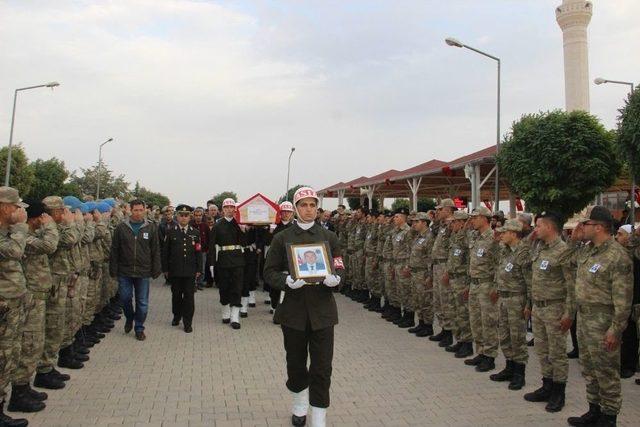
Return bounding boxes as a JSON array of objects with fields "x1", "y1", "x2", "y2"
[
  {"x1": 416, "y1": 324, "x2": 434, "y2": 337},
  {"x1": 389, "y1": 307, "x2": 403, "y2": 323},
  {"x1": 464, "y1": 354, "x2": 484, "y2": 366},
  {"x1": 58, "y1": 346, "x2": 84, "y2": 369},
  {"x1": 490, "y1": 360, "x2": 514, "y2": 382},
  {"x1": 454, "y1": 341, "x2": 474, "y2": 358},
  {"x1": 373, "y1": 298, "x2": 385, "y2": 313},
  {"x1": 73, "y1": 340, "x2": 90, "y2": 355},
  {"x1": 33, "y1": 372, "x2": 65, "y2": 390},
  {"x1": 7, "y1": 384, "x2": 46, "y2": 413},
  {"x1": 26, "y1": 384, "x2": 47, "y2": 401},
  {"x1": 567, "y1": 403, "x2": 601, "y2": 426},
  {"x1": 363, "y1": 295, "x2": 374, "y2": 309},
  {"x1": 291, "y1": 414, "x2": 306, "y2": 426},
  {"x1": 545, "y1": 382, "x2": 566, "y2": 412},
  {"x1": 594, "y1": 413, "x2": 616, "y2": 427},
  {"x1": 367, "y1": 297, "x2": 381, "y2": 312},
  {"x1": 398, "y1": 312, "x2": 415, "y2": 328},
  {"x1": 524, "y1": 377, "x2": 553, "y2": 402},
  {"x1": 429, "y1": 329, "x2": 446, "y2": 342},
  {"x1": 0, "y1": 400, "x2": 28, "y2": 427},
  {"x1": 50, "y1": 368, "x2": 70, "y2": 381},
  {"x1": 438, "y1": 330, "x2": 453, "y2": 347},
  {"x1": 68, "y1": 344, "x2": 89, "y2": 362},
  {"x1": 445, "y1": 341, "x2": 463, "y2": 353},
  {"x1": 508, "y1": 363, "x2": 526, "y2": 390},
  {"x1": 408, "y1": 320, "x2": 424, "y2": 334},
  {"x1": 476, "y1": 356, "x2": 495, "y2": 372}
]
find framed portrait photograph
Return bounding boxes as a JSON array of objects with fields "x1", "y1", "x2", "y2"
[{"x1": 286, "y1": 241, "x2": 334, "y2": 283}]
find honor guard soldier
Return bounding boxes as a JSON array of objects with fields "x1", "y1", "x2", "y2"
[
  {"x1": 264, "y1": 187, "x2": 343, "y2": 427},
  {"x1": 208, "y1": 198, "x2": 245, "y2": 329},
  {"x1": 267, "y1": 201, "x2": 295, "y2": 317},
  {"x1": 162, "y1": 204, "x2": 202, "y2": 333}
]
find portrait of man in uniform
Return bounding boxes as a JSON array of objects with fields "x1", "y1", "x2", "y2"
[{"x1": 288, "y1": 243, "x2": 332, "y2": 280}]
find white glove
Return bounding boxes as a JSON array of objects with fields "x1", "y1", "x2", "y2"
[
  {"x1": 286, "y1": 275, "x2": 306, "y2": 289},
  {"x1": 209, "y1": 266, "x2": 215, "y2": 278},
  {"x1": 323, "y1": 274, "x2": 341, "y2": 287}
]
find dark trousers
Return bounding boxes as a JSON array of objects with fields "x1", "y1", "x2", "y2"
[
  {"x1": 269, "y1": 289, "x2": 281, "y2": 310},
  {"x1": 242, "y1": 262, "x2": 258, "y2": 296},
  {"x1": 218, "y1": 266, "x2": 243, "y2": 307},
  {"x1": 570, "y1": 314, "x2": 579, "y2": 353},
  {"x1": 170, "y1": 276, "x2": 195, "y2": 327},
  {"x1": 282, "y1": 325, "x2": 334, "y2": 408},
  {"x1": 205, "y1": 260, "x2": 215, "y2": 286},
  {"x1": 621, "y1": 318, "x2": 638, "y2": 373}
]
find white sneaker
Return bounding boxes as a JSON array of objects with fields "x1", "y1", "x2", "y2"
[
  {"x1": 221, "y1": 304, "x2": 230, "y2": 323},
  {"x1": 310, "y1": 406, "x2": 326, "y2": 427}
]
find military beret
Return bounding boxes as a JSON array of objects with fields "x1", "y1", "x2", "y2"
[
  {"x1": 175, "y1": 204, "x2": 194, "y2": 214},
  {"x1": 579, "y1": 205, "x2": 613, "y2": 225},
  {"x1": 63, "y1": 196, "x2": 82, "y2": 210},
  {"x1": 96, "y1": 202, "x2": 112, "y2": 213},
  {"x1": 394, "y1": 207, "x2": 410, "y2": 216},
  {"x1": 537, "y1": 211, "x2": 565, "y2": 229},
  {"x1": 26, "y1": 200, "x2": 46, "y2": 218}
]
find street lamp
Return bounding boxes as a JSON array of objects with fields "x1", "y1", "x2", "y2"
[
  {"x1": 594, "y1": 77, "x2": 636, "y2": 224},
  {"x1": 96, "y1": 138, "x2": 114, "y2": 199},
  {"x1": 4, "y1": 81, "x2": 60, "y2": 186},
  {"x1": 286, "y1": 147, "x2": 295, "y2": 201},
  {"x1": 445, "y1": 36, "x2": 501, "y2": 212}
]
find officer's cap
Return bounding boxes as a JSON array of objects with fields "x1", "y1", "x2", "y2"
[
  {"x1": 394, "y1": 207, "x2": 410, "y2": 216},
  {"x1": 496, "y1": 218, "x2": 523, "y2": 233},
  {"x1": 175, "y1": 204, "x2": 194, "y2": 214}
]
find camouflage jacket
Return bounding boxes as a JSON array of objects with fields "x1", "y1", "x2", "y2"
[
  {"x1": 575, "y1": 237, "x2": 633, "y2": 337},
  {"x1": 530, "y1": 236, "x2": 575, "y2": 318},
  {"x1": 90, "y1": 220, "x2": 109, "y2": 264},
  {"x1": 409, "y1": 229, "x2": 432, "y2": 270},
  {"x1": 23, "y1": 222, "x2": 59, "y2": 293},
  {"x1": 495, "y1": 239, "x2": 532, "y2": 297},
  {"x1": 353, "y1": 222, "x2": 367, "y2": 253},
  {"x1": 346, "y1": 221, "x2": 357, "y2": 252},
  {"x1": 80, "y1": 221, "x2": 96, "y2": 273},
  {"x1": 375, "y1": 224, "x2": 386, "y2": 259},
  {"x1": 468, "y1": 227, "x2": 499, "y2": 282},
  {"x1": 382, "y1": 225, "x2": 394, "y2": 261},
  {"x1": 0, "y1": 223, "x2": 29, "y2": 299},
  {"x1": 431, "y1": 221, "x2": 451, "y2": 261},
  {"x1": 392, "y1": 223, "x2": 412, "y2": 262},
  {"x1": 49, "y1": 222, "x2": 80, "y2": 276},
  {"x1": 364, "y1": 223, "x2": 379, "y2": 256},
  {"x1": 446, "y1": 230, "x2": 469, "y2": 277}
]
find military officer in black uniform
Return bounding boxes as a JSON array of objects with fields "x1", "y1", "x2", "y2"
[
  {"x1": 162, "y1": 204, "x2": 202, "y2": 333},
  {"x1": 264, "y1": 187, "x2": 343, "y2": 427},
  {"x1": 208, "y1": 198, "x2": 245, "y2": 330},
  {"x1": 267, "y1": 201, "x2": 296, "y2": 318}
]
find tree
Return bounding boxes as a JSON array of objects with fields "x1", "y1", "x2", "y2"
[
  {"x1": 417, "y1": 197, "x2": 437, "y2": 212},
  {"x1": 210, "y1": 191, "x2": 239, "y2": 208},
  {"x1": 0, "y1": 144, "x2": 35, "y2": 196},
  {"x1": 617, "y1": 86, "x2": 640, "y2": 180},
  {"x1": 26, "y1": 158, "x2": 69, "y2": 200},
  {"x1": 136, "y1": 186, "x2": 170, "y2": 208},
  {"x1": 68, "y1": 163, "x2": 130, "y2": 199},
  {"x1": 497, "y1": 110, "x2": 620, "y2": 221},
  {"x1": 347, "y1": 197, "x2": 380, "y2": 212},
  {"x1": 278, "y1": 185, "x2": 308, "y2": 204},
  {"x1": 391, "y1": 198, "x2": 410, "y2": 211}
]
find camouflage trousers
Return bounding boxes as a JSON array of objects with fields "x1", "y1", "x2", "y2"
[
  {"x1": 410, "y1": 268, "x2": 433, "y2": 322},
  {"x1": 469, "y1": 280, "x2": 499, "y2": 358},
  {"x1": 85, "y1": 262, "x2": 103, "y2": 325},
  {"x1": 497, "y1": 293, "x2": 528, "y2": 364},
  {"x1": 0, "y1": 295, "x2": 25, "y2": 402},
  {"x1": 577, "y1": 304, "x2": 622, "y2": 415},
  {"x1": 364, "y1": 255, "x2": 382, "y2": 297},
  {"x1": 100, "y1": 262, "x2": 117, "y2": 310},
  {"x1": 394, "y1": 263, "x2": 412, "y2": 310},
  {"x1": 13, "y1": 292, "x2": 47, "y2": 385},
  {"x1": 532, "y1": 302, "x2": 568, "y2": 382},
  {"x1": 38, "y1": 275, "x2": 68, "y2": 373},
  {"x1": 343, "y1": 252, "x2": 352, "y2": 286},
  {"x1": 383, "y1": 261, "x2": 400, "y2": 306},
  {"x1": 433, "y1": 262, "x2": 454, "y2": 330},
  {"x1": 450, "y1": 276, "x2": 472, "y2": 343},
  {"x1": 63, "y1": 275, "x2": 86, "y2": 348},
  {"x1": 351, "y1": 250, "x2": 365, "y2": 290}
]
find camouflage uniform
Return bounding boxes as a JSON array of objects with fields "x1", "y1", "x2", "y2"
[
  {"x1": 392, "y1": 223, "x2": 412, "y2": 309},
  {"x1": 38, "y1": 219, "x2": 79, "y2": 374},
  {"x1": 345, "y1": 219, "x2": 356, "y2": 287},
  {"x1": 468, "y1": 227, "x2": 500, "y2": 358},
  {"x1": 364, "y1": 222, "x2": 380, "y2": 297},
  {"x1": 63, "y1": 220, "x2": 90, "y2": 348},
  {"x1": 381, "y1": 224, "x2": 396, "y2": 305},
  {"x1": 530, "y1": 236, "x2": 575, "y2": 383},
  {"x1": 352, "y1": 220, "x2": 367, "y2": 290},
  {"x1": 13, "y1": 221, "x2": 59, "y2": 386},
  {"x1": 575, "y1": 238, "x2": 632, "y2": 416},
  {"x1": 431, "y1": 220, "x2": 454, "y2": 331},
  {"x1": 0, "y1": 222, "x2": 28, "y2": 403},
  {"x1": 409, "y1": 229, "x2": 433, "y2": 320},
  {"x1": 446, "y1": 228, "x2": 472, "y2": 343},
  {"x1": 373, "y1": 222, "x2": 386, "y2": 299},
  {"x1": 495, "y1": 240, "x2": 531, "y2": 364},
  {"x1": 86, "y1": 218, "x2": 108, "y2": 325}
]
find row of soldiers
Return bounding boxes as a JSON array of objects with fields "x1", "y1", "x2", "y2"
[
  {"x1": 334, "y1": 199, "x2": 635, "y2": 427},
  {"x1": 0, "y1": 187, "x2": 125, "y2": 427}
]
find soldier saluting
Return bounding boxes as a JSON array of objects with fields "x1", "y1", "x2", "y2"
[
  {"x1": 162, "y1": 204, "x2": 202, "y2": 333},
  {"x1": 264, "y1": 187, "x2": 342, "y2": 427}
]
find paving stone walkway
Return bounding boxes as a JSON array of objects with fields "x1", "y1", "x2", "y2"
[{"x1": 24, "y1": 280, "x2": 640, "y2": 426}]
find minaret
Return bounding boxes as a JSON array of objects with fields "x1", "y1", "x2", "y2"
[{"x1": 556, "y1": 0, "x2": 593, "y2": 112}]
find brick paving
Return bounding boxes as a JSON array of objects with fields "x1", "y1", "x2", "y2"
[{"x1": 23, "y1": 280, "x2": 640, "y2": 426}]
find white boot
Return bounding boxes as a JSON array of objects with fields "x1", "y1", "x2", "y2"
[
  {"x1": 291, "y1": 388, "x2": 309, "y2": 417},
  {"x1": 279, "y1": 291, "x2": 285, "y2": 304},
  {"x1": 221, "y1": 304, "x2": 231, "y2": 324},
  {"x1": 248, "y1": 291, "x2": 256, "y2": 307},
  {"x1": 230, "y1": 306, "x2": 241, "y2": 329},
  {"x1": 240, "y1": 297, "x2": 249, "y2": 317},
  {"x1": 310, "y1": 406, "x2": 326, "y2": 427}
]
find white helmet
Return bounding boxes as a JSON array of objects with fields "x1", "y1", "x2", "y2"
[
  {"x1": 293, "y1": 187, "x2": 318, "y2": 205},
  {"x1": 279, "y1": 201, "x2": 294, "y2": 212},
  {"x1": 222, "y1": 198, "x2": 236, "y2": 208}
]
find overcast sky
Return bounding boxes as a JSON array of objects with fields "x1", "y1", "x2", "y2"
[{"x1": 1, "y1": 0, "x2": 638, "y2": 208}]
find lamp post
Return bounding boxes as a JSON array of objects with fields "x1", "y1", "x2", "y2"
[
  {"x1": 96, "y1": 138, "x2": 114, "y2": 199},
  {"x1": 286, "y1": 147, "x2": 295, "y2": 201},
  {"x1": 445, "y1": 37, "x2": 501, "y2": 212},
  {"x1": 595, "y1": 77, "x2": 636, "y2": 225},
  {"x1": 4, "y1": 81, "x2": 60, "y2": 186}
]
